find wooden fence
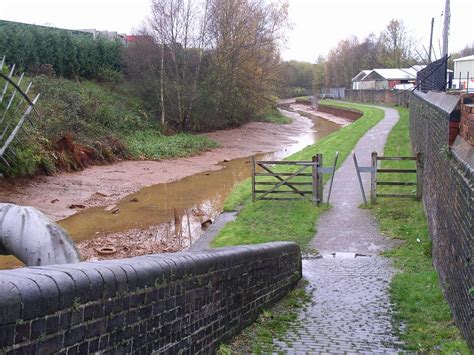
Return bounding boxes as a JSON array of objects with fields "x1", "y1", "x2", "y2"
[{"x1": 251, "y1": 153, "x2": 338, "y2": 205}]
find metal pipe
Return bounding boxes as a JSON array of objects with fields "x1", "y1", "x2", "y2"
[{"x1": 0, "y1": 203, "x2": 81, "y2": 266}]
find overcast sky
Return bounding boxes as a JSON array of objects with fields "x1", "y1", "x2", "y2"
[{"x1": 1, "y1": 0, "x2": 472, "y2": 63}]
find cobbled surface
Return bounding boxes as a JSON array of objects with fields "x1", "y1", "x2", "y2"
[{"x1": 274, "y1": 106, "x2": 404, "y2": 353}]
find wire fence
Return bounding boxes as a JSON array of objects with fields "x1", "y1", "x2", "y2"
[{"x1": 416, "y1": 55, "x2": 448, "y2": 92}]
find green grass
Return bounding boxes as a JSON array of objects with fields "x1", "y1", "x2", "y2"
[
  {"x1": 257, "y1": 109, "x2": 292, "y2": 124},
  {"x1": 212, "y1": 101, "x2": 385, "y2": 249},
  {"x1": 294, "y1": 96, "x2": 312, "y2": 103},
  {"x1": 124, "y1": 130, "x2": 219, "y2": 160},
  {"x1": 217, "y1": 280, "x2": 311, "y2": 354},
  {"x1": 369, "y1": 107, "x2": 469, "y2": 353}
]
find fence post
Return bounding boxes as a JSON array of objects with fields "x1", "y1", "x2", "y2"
[
  {"x1": 251, "y1": 155, "x2": 256, "y2": 202},
  {"x1": 318, "y1": 154, "x2": 323, "y2": 205},
  {"x1": 314, "y1": 154, "x2": 323, "y2": 205},
  {"x1": 370, "y1": 152, "x2": 377, "y2": 204},
  {"x1": 416, "y1": 152, "x2": 423, "y2": 200},
  {"x1": 312, "y1": 155, "x2": 318, "y2": 205}
]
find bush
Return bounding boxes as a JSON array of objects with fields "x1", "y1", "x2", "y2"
[
  {"x1": 96, "y1": 67, "x2": 124, "y2": 86},
  {"x1": 125, "y1": 130, "x2": 218, "y2": 160}
]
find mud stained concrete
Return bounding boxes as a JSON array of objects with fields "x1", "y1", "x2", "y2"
[{"x1": 0, "y1": 113, "x2": 315, "y2": 222}]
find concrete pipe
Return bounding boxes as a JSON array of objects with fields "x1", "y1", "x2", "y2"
[{"x1": 0, "y1": 203, "x2": 81, "y2": 266}]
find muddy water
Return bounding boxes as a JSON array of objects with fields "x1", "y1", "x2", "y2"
[
  {"x1": 60, "y1": 110, "x2": 339, "y2": 241},
  {"x1": 0, "y1": 110, "x2": 340, "y2": 268}
]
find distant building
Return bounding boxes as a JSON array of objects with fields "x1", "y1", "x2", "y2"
[
  {"x1": 452, "y1": 55, "x2": 474, "y2": 92},
  {"x1": 351, "y1": 67, "x2": 422, "y2": 90},
  {"x1": 79, "y1": 29, "x2": 127, "y2": 44},
  {"x1": 351, "y1": 70, "x2": 371, "y2": 89},
  {"x1": 124, "y1": 35, "x2": 155, "y2": 46}
]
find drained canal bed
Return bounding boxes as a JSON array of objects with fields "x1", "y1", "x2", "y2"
[{"x1": 0, "y1": 109, "x2": 342, "y2": 268}]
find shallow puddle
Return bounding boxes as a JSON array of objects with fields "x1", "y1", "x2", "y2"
[{"x1": 1, "y1": 110, "x2": 341, "y2": 268}]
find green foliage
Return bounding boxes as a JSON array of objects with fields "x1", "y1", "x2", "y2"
[
  {"x1": 256, "y1": 110, "x2": 292, "y2": 124},
  {"x1": 1, "y1": 76, "x2": 219, "y2": 176},
  {"x1": 0, "y1": 21, "x2": 122, "y2": 79},
  {"x1": 279, "y1": 60, "x2": 315, "y2": 98},
  {"x1": 371, "y1": 107, "x2": 469, "y2": 353},
  {"x1": 5, "y1": 146, "x2": 41, "y2": 176},
  {"x1": 0, "y1": 139, "x2": 56, "y2": 177},
  {"x1": 219, "y1": 280, "x2": 311, "y2": 354},
  {"x1": 294, "y1": 96, "x2": 311, "y2": 103},
  {"x1": 124, "y1": 130, "x2": 219, "y2": 160},
  {"x1": 95, "y1": 67, "x2": 124, "y2": 85},
  {"x1": 34, "y1": 75, "x2": 147, "y2": 143}
]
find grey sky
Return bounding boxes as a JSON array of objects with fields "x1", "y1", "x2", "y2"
[{"x1": 1, "y1": 0, "x2": 473, "y2": 63}]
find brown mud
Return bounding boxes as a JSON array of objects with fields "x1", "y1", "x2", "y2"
[{"x1": 0, "y1": 111, "x2": 313, "y2": 221}]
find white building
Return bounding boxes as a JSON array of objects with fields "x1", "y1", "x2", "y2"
[
  {"x1": 351, "y1": 67, "x2": 422, "y2": 90},
  {"x1": 351, "y1": 70, "x2": 371, "y2": 89},
  {"x1": 452, "y1": 55, "x2": 474, "y2": 92}
]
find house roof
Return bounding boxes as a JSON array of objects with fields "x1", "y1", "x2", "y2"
[
  {"x1": 352, "y1": 65, "x2": 425, "y2": 82},
  {"x1": 453, "y1": 55, "x2": 474, "y2": 62},
  {"x1": 362, "y1": 68, "x2": 417, "y2": 81},
  {"x1": 351, "y1": 70, "x2": 372, "y2": 82}
]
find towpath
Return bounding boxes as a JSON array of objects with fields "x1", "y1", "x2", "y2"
[{"x1": 274, "y1": 106, "x2": 404, "y2": 353}]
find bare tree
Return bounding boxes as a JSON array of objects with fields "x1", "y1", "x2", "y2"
[
  {"x1": 149, "y1": 0, "x2": 210, "y2": 129},
  {"x1": 124, "y1": 0, "x2": 289, "y2": 131},
  {"x1": 378, "y1": 19, "x2": 415, "y2": 67}
]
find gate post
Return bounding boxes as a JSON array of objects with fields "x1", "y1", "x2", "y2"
[
  {"x1": 416, "y1": 152, "x2": 423, "y2": 200},
  {"x1": 313, "y1": 154, "x2": 323, "y2": 205},
  {"x1": 370, "y1": 152, "x2": 377, "y2": 204},
  {"x1": 312, "y1": 155, "x2": 317, "y2": 205},
  {"x1": 317, "y1": 154, "x2": 323, "y2": 205},
  {"x1": 251, "y1": 155, "x2": 256, "y2": 202}
]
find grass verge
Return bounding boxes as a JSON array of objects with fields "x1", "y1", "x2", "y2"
[
  {"x1": 368, "y1": 107, "x2": 469, "y2": 353},
  {"x1": 217, "y1": 280, "x2": 311, "y2": 354}
]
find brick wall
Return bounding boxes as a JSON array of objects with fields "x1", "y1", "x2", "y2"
[
  {"x1": 460, "y1": 94, "x2": 474, "y2": 145},
  {"x1": 316, "y1": 104, "x2": 363, "y2": 121},
  {"x1": 0, "y1": 242, "x2": 302, "y2": 354},
  {"x1": 410, "y1": 91, "x2": 473, "y2": 349},
  {"x1": 345, "y1": 89, "x2": 410, "y2": 107}
]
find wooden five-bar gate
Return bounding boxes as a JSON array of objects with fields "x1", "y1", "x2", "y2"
[
  {"x1": 251, "y1": 153, "x2": 338, "y2": 205},
  {"x1": 353, "y1": 151, "x2": 423, "y2": 204},
  {"x1": 370, "y1": 152, "x2": 423, "y2": 203}
]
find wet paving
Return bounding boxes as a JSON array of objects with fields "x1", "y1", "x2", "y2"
[{"x1": 274, "y1": 106, "x2": 404, "y2": 353}]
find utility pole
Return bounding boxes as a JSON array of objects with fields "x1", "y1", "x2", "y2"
[
  {"x1": 428, "y1": 17, "x2": 434, "y2": 63},
  {"x1": 442, "y1": 0, "x2": 450, "y2": 58}
]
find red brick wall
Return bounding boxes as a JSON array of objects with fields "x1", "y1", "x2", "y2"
[
  {"x1": 316, "y1": 104, "x2": 363, "y2": 121},
  {"x1": 459, "y1": 94, "x2": 474, "y2": 146}
]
